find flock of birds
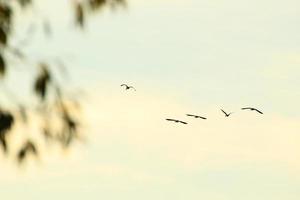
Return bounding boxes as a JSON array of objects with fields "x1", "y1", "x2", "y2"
[
  {"x1": 166, "y1": 108, "x2": 263, "y2": 125},
  {"x1": 121, "y1": 83, "x2": 263, "y2": 125}
]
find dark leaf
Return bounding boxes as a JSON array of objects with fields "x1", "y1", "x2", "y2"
[
  {"x1": 0, "y1": 110, "x2": 14, "y2": 153},
  {"x1": 0, "y1": 3, "x2": 12, "y2": 32},
  {"x1": 17, "y1": 148, "x2": 26, "y2": 163},
  {"x1": 110, "y1": 0, "x2": 127, "y2": 9},
  {"x1": 88, "y1": 0, "x2": 107, "y2": 11},
  {"x1": 0, "y1": 54, "x2": 5, "y2": 76},
  {"x1": 0, "y1": 4, "x2": 12, "y2": 20},
  {"x1": 0, "y1": 135, "x2": 7, "y2": 153},
  {"x1": 75, "y1": 3, "x2": 85, "y2": 28},
  {"x1": 0, "y1": 26, "x2": 7, "y2": 46},
  {"x1": 60, "y1": 108, "x2": 78, "y2": 147},
  {"x1": 26, "y1": 141, "x2": 38, "y2": 155},
  {"x1": 0, "y1": 110, "x2": 14, "y2": 134},
  {"x1": 18, "y1": 0, "x2": 32, "y2": 8},
  {"x1": 34, "y1": 63, "x2": 51, "y2": 100},
  {"x1": 17, "y1": 140, "x2": 38, "y2": 164},
  {"x1": 19, "y1": 105, "x2": 27, "y2": 123}
]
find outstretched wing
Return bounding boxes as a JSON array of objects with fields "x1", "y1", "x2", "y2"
[
  {"x1": 121, "y1": 84, "x2": 128, "y2": 87},
  {"x1": 129, "y1": 86, "x2": 136, "y2": 91},
  {"x1": 186, "y1": 114, "x2": 194, "y2": 117},
  {"x1": 241, "y1": 107, "x2": 252, "y2": 110},
  {"x1": 187, "y1": 114, "x2": 207, "y2": 120},
  {"x1": 254, "y1": 109, "x2": 263, "y2": 114},
  {"x1": 166, "y1": 118, "x2": 175, "y2": 122},
  {"x1": 242, "y1": 107, "x2": 263, "y2": 114},
  {"x1": 179, "y1": 121, "x2": 188, "y2": 124},
  {"x1": 221, "y1": 109, "x2": 227, "y2": 115}
]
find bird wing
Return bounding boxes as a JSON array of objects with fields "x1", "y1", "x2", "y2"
[
  {"x1": 241, "y1": 107, "x2": 252, "y2": 110},
  {"x1": 242, "y1": 107, "x2": 263, "y2": 114},
  {"x1": 129, "y1": 86, "x2": 136, "y2": 91},
  {"x1": 187, "y1": 114, "x2": 207, "y2": 119},
  {"x1": 179, "y1": 121, "x2": 188, "y2": 124},
  {"x1": 166, "y1": 118, "x2": 175, "y2": 122},
  {"x1": 121, "y1": 84, "x2": 128, "y2": 87},
  {"x1": 254, "y1": 109, "x2": 263, "y2": 114},
  {"x1": 221, "y1": 109, "x2": 227, "y2": 115}
]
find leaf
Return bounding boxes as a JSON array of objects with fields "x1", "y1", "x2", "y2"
[
  {"x1": 0, "y1": 110, "x2": 14, "y2": 134},
  {"x1": 0, "y1": 136, "x2": 7, "y2": 152},
  {"x1": 34, "y1": 63, "x2": 51, "y2": 100},
  {"x1": 17, "y1": 148, "x2": 26, "y2": 163},
  {"x1": 88, "y1": 0, "x2": 107, "y2": 11},
  {"x1": 26, "y1": 141, "x2": 38, "y2": 155},
  {"x1": 19, "y1": 105, "x2": 27, "y2": 123},
  {"x1": 59, "y1": 107, "x2": 78, "y2": 147},
  {"x1": 0, "y1": 4, "x2": 12, "y2": 20},
  {"x1": 0, "y1": 3, "x2": 12, "y2": 32},
  {"x1": 0, "y1": 26, "x2": 7, "y2": 46},
  {"x1": 0, "y1": 110, "x2": 14, "y2": 153},
  {"x1": 0, "y1": 54, "x2": 6, "y2": 76},
  {"x1": 18, "y1": 0, "x2": 32, "y2": 8},
  {"x1": 75, "y1": 3, "x2": 84, "y2": 28},
  {"x1": 17, "y1": 140, "x2": 38, "y2": 164},
  {"x1": 110, "y1": 0, "x2": 127, "y2": 10}
]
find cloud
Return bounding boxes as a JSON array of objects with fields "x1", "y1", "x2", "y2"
[
  {"x1": 0, "y1": 83, "x2": 299, "y2": 200},
  {"x1": 84, "y1": 83, "x2": 300, "y2": 174}
]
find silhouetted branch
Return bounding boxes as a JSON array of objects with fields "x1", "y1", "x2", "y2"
[{"x1": 0, "y1": 0, "x2": 127, "y2": 165}]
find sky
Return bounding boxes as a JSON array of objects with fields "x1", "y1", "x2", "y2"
[{"x1": 1, "y1": 0, "x2": 300, "y2": 199}]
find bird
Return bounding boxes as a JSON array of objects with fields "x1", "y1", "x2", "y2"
[
  {"x1": 166, "y1": 118, "x2": 188, "y2": 124},
  {"x1": 241, "y1": 107, "x2": 263, "y2": 114},
  {"x1": 221, "y1": 109, "x2": 233, "y2": 117},
  {"x1": 121, "y1": 84, "x2": 136, "y2": 91},
  {"x1": 186, "y1": 114, "x2": 207, "y2": 120}
]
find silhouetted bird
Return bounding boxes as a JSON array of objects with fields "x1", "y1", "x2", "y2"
[
  {"x1": 241, "y1": 107, "x2": 263, "y2": 114},
  {"x1": 186, "y1": 114, "x2": 207, "y2": 120},
  {"x1": 221, "y1": 109, "x2": 232, "y2": 117},
  {"x1": 166, "y1": 118, "x2": 188, "y2": 124},
  {"x1": 121, "y1": 84, "x2": 136, "y2": 91}
]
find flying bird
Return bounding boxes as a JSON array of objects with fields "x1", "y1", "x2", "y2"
[
  {"x1": 121, "y1": 84, "x2": 136, "y2": 91},
  {"x1": 221, "y1": 109, "x2": 233, "y2": 117},
  {"x1": 166, "y1": 118, "x2": 188, "y2": 124},
  {"x1": 241, "y1": 107, "x2": 263, "y2": 114},
  {"x1": 186, "y1": 114, "x2": 207, "y2": 120}
]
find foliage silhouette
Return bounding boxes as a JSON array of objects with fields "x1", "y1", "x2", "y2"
[{"x1": 0, "y1": 0, "x2": 127, "y2": 165}]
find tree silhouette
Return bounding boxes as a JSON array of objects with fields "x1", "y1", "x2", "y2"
[{"x1": 0, "y1": 0, "x2": 126, "y2": 165}]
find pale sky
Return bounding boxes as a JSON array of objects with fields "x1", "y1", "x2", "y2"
[{"x1": 1, "y1": 0, "x2": 300, "y2": 199}]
